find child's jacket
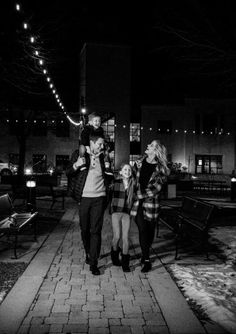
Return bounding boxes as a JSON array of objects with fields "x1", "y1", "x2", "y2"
[{"x1": 110, "y1": 178, "x2": 132, "y2": 214}]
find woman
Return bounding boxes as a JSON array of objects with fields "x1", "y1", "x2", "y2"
[{"x1": 130, "y1": 140, "x2": 169, "y2": 273}]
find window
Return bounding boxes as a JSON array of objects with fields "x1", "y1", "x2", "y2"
[
  {"x1": 56, "y1": 155, "x2": 69, "y2": 172},
  {"x1": 56, "y1": 119, "x2": 70, "y2": 137},
  {"x1": 102, "y1": 117, "x2": 115, "y2": 169},
  {"x1": 130, "y1": 155, "x2": 140, "y2": 167},
  {"x1": 32, "y1": 119, "x2": 47, "y2": 136},
  {"x1": 130, "y1": 123, "x2": 141, "y2": 155},
  {"x1": 130, "y1": 123, "x2": 140, "y2": 142},
  {"x1": 157, "y1": 120, "x2": 172, "y2": 134},
  {"x1": 102, "y1": 117, "x2": 115, "y2": 142},
  {"x1": 195, "y1": 155, "x2": 222, "y2": 174}
]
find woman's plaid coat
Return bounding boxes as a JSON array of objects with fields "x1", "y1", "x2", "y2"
[{"x1": 130, "y1": 157, "x2": 166, "y2": 221}]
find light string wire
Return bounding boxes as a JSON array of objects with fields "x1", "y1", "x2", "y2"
[
  {"x1": 12, "y1": 4, "x2": 232, "y2": 134},
  {"x1": 14, "y1": 2, "x2": 83, "y2": 126}
]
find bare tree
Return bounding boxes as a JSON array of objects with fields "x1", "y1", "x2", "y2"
[{"x1": 152, "y1": 1, "x2": 236, "y2": 94}]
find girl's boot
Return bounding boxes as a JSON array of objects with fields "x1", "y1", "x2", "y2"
[
  {"x1": 111, "y1": 247, "x2": 121, "y2": 266},
  {"x1": 121, "y1": 254, "x2": 131, "y2": 272}
]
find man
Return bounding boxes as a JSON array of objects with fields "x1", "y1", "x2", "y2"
[{"x1": 66, "y1": 135, "x2": 112, "y2": 275}]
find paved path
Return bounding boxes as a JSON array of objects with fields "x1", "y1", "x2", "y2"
[{"x1": 0, "y1": 203, "x2": 226, "y2": 334}]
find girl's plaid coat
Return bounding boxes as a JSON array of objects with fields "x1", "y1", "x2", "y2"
[
  {"x1": 110, "y1": 178, "x2": 132, "y2": 214},
  {"x1": 130, "y1": 157, "x2": 166, "y2": 221}
]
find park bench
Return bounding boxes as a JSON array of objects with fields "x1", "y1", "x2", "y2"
[
  {"x1": 158, "y1": 196, "x2": 215, "y2": 259},
  {"x1": 0, "y1": 193, "x2": 38, "y2": 259}
]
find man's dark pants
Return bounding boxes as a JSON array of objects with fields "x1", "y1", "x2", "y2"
[{"x1": 79, "y1": 196, "x2": 106, "y2": 267}]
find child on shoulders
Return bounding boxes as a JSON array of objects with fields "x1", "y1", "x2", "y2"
[{"x1": 80, "y1": 112, "x2": 104, "y2": 154}]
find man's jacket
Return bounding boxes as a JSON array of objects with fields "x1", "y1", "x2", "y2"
[{"x1": 66, "y1": 149, "x2": 112, "y2": 203}]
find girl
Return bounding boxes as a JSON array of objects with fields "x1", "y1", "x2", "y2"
[
  {"x1": 110, "y1": 163, "x2": 135, "y2": 272},
  {"x1": 130, "y1": 140, "x2": 169, "y2": 273}
]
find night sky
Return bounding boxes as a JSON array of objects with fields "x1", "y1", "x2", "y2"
[{"x1": 1, "y1": 1, "x2": 236, "y2": 115}]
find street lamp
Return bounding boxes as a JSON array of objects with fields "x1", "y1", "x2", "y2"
[
  {"x1": 230, "y1": 176, "x2": 236, "y2": 201},
  {"x1": 26, "y1": 180, "x2": 36, "y2": 212}
]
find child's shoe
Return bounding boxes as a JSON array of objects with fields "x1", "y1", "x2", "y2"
[{"x1": 121, "y1": 253, "x2": 131, "y2": 272}]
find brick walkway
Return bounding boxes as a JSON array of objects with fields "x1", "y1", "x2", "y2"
[
  {"x1": 17, "y1": 207, "x2": 170, "y2": 334},
  {"x1": 0, "y1": 202, "x2": 214, "y2": 334}
]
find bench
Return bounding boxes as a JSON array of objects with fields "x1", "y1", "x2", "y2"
[
  {"x1": 0, "y1": 194, "x2": 38, "y2": 259},
  {"x1": 158, "y1": 196, "x2": 215, "y2": 259}
]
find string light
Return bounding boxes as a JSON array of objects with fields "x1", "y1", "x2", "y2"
[
  {"x1": 13, "y1": 3, "x2": 79, "y2": 125},
  {"x1": 66, "y1": 115, "x2": 83, "y2": 126}
]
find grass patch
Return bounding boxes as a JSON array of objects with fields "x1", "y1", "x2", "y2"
[{"x1": 0, "y1": 262, "x2": 27, "y2": 304}]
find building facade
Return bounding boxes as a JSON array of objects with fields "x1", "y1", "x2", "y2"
[{"x1": 141, "y1": 99, "x2": 236, "y2": 175}]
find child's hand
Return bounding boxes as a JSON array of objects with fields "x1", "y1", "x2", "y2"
[{"x1": 73, "y1": 157, "x2": 86, "y2": 169}]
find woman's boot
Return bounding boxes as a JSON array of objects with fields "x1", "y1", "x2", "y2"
[
  {"x1": 111, "y1": 247, "x2": 121, "y2": 266},
  {"x1": 141, "y1": 259, "x2": 152, "y2": 273},
  {"x1": 121, "y1": 254, "x2": 131, "y2": 272}
]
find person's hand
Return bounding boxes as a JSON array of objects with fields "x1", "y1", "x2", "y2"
[
  {"x1": 73, "y1": 157, "x2": 85, "y2": 169},
  {"x1": 135, "y1": 159, "x2": 142, "y2": 169}
]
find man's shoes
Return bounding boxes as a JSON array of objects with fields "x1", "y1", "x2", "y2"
[
  {"x1": 141, "y1": 260, "x2": 152, "y2": 273},
  {"x1": 90, "y1": 265, "x2": 100, "y2": 276},
  {"x1": 85, "y1": 254, "x2": 90, "y2": 265}
]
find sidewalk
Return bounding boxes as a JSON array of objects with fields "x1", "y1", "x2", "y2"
[{"x1": 0, "y1": 202, "x2": 227, "y2": 334}]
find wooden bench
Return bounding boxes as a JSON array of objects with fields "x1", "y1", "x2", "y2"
[
  {"x1": 158, "y1": 196, "x2": 215, "y2": 259},
  {"x1": 0, "y1": 194, "x2": 38, "y2": 259}
]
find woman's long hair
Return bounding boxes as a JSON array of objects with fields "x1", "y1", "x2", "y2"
[
  {"x1": 119, "y1": 163, "x2": 135, "y2": 206},
  {"x1": 152, "y1": 140, "x2": 170, "y2": 175}
]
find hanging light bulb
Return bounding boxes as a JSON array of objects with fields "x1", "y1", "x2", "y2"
[
  {"x1": 39, "y1": 59, "x2": 44, "y2": 66},
  {"x1": 23, "y1": 23, "x2": 28, "y2": 29},
  {"x1": 46, "y1": 77, "x2": 51, "y2": 82},
  {"x1": 30, "y1": 36, "x2": 35, "y2": 43},
  {"x1": 16, "y1": 4, "x2": 20, "y2": 11},
  {"x1": 35, "y1": 50, "x2": 39, "y2": 56},
  {"x1": 43, "y1": 69, "x2": 47, "y2": 74}
]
